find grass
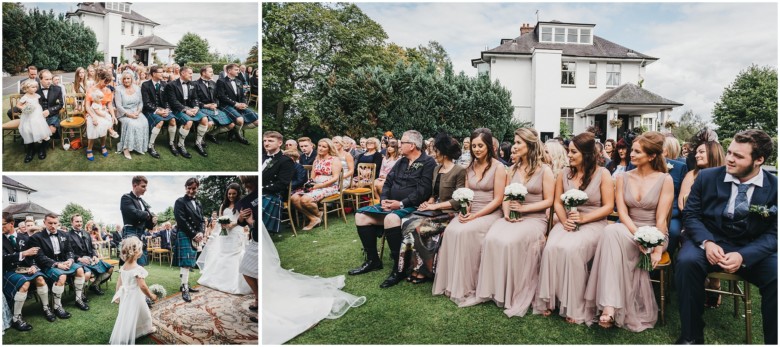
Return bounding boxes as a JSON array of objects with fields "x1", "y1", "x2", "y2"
[
  {"x1": 3, "y1": 261, "x2": 201, "y2": 344},
  {"x1": 2, "y1": 95, "x2": 258, "y2": 171},
  {"x1": 273, "y1": 213, "x2": 766, "y2": 344}
]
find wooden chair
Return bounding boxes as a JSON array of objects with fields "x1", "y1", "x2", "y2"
[
  {"x1": 318, "y1": 171, "x2": 347, "y2": 230},
  {"x1": 343, "y1": 163, "x2": 377, "y2": 212},
  {"x1": 282, "y1": 183, "x2": 298, "y2": 236},
  {"x1": 60, "y1": 94, "x2": 86, "y2": 150},
  {"x1": 705, "y1": 272, "x2": 752, "y2": 344},
  {"x1": 303, "y1": 165, "x2": 313, "y2": 179},
  {"x1": 149, "y1": 237, "x2": 172, "y2": 266},
  {"x1": 650, "y1": 205, "x2": 674, "y2": 325},
  {"x1": 4, "y1": 94, "x2": 23, "y2": 143}
]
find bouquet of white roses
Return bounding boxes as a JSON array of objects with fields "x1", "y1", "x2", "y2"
[
  {"x1": 452, "y1": 187, "x2": 474, "y2": 215},
  {"x1": 561, "y1": 189, "x2": 588, "y2": 230},
  {"x1": 633, "y1": 226, "x2": 666, "y2": 271},
  {"x1": 504, "y1": 183, "x2": 528, "y2": 220}
]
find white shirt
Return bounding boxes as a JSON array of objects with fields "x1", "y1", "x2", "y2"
[
  {"x1": 230, "y1": 79, "x2": 237, "y2": 95},
  {"x1": 48, "y1": 231, "x2": 61, "y2": 255},
  {"x1": 724, "y1": 170, "x2": 764, "y2": 215},
  {"x1": 182, "y1": 80, "x2": 189, "y2": 100}
]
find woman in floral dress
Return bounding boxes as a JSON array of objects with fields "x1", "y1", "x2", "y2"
[{"x1": 290, "y1": 138, "x2": 343, "y2": 230}]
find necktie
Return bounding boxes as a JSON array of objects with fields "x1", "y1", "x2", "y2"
[
  {"x1": 9, "y1": 235, "x2": 17, "y2": 249},
  {"x1": 733, "y1": 183, "x2": 750, "y2": 220},
  {"x1": 155, "y1": 83, "x2": 160, "y2": 92}
]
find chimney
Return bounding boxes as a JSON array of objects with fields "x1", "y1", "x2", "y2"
[{"x1": 520, "y1": 23, "x2": 535, "y2": 36}]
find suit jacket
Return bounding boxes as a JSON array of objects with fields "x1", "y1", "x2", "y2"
[
  {"x1": 156, "y1": 228, "x2": 173, "y2": 250},
  {"x1": 432, "y1": 164, "x2": 467, "y2": 211},
  {"x1": 174, "y1": 196, "x2": 205, "y2": 244},
  {"x1": 140, "y1": 79, "x2": 168, "y2": 114},
  {"x1": 667, "y1": 158, "x2": 689, "y2": 218},
  {"x1": 195, "y1": 78, "x2": 219, "y2": 108},
  {"x1": 237, "y1": 190, "x2": 258, "y2": 242},
  {"x1": 120, "y1": 192, "x2": 155, "y2": 230},
  {"x1": 16, "y1": 233, "x2": 31, "y2": 251},
  {"x1": 682, "y1": 166, "x2": 777, "y2": 268},
  {"x1": 3, "y1": 234, "x2": 36, "y2": 272},
  {"x1": 216, "y1": 76, "x2": 245, "y2": 107},
  {"x1": 262, "y1": 151, "x2": 294, "y2": 196},
  {"x1": 165, "y1": 78, "x2": 199, "y2": 114},
  {"x1": 36, "y1": 85, "x2": 63, "y2": 117},
  {"x1": 66, "y1": 228, "x2": 98, "y2": 258},
  {"x1": 236, "y1": 71, "x2": 249, "y2": 85},
  {"x1": 299, "y1": 152, "x2": 316, "y2": 166},
  {"x1": 29, "y1": 230, "x2": 76, "y2": 270},
  {"x1": 381, "y1": 152, "x2": 437, "y2": 207}
]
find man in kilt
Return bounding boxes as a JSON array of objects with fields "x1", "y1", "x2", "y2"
[
  {"x1": 120, "y1": 175, "x2": 156, "y2": 266},
  {"x1": 165, "y1": 65, "x2": 212, "y2": 158},
  {"x1": 262, "y1": 131, "x2": 294, "y2": 233},
  {"x1": 195, "y1": 65, "x2": 234, "y2": 144},
  {"x1": 3, "y1": 212, "x2": 51, "y2": 330},
  {"x1": 29, "y1": 213, "x2": 90, "y2": 317},
  {"x1": 173, "y1": 177, "x2": 205, "y2": 302},
  {"x1": 216, "y1": 63, "x2": 257, "y2": 145},
  {"x1": 66, "y1": 214, "x2": 114, "y2": 298},
  {"x1": 238, "y1": 175, "x2": 259, "y2": 323}
]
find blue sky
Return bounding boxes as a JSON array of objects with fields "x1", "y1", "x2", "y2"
[
  {"x1": 357, "y1": 2, "x2": 778, "y2": 123},
  {"x1": 27, "y1": 2, "x2": 258, "y2": 62}
]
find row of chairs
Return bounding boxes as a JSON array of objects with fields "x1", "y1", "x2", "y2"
[{"x1": 147, "y1": 237, "x2": 172, "y2": 266}]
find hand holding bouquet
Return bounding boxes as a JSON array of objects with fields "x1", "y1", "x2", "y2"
[
  {"x1": 633, "y1": 226, "x2": 666, "y2": 271},
  {"x1": 452, "y1": 188, "x2": 474, "y2": 216},
  {"x1": 561, "y1": 189, "x2": 588, "y2": 231},
  {"x1": 504, "y1": 183, "x2": 528, "y2": 220}
]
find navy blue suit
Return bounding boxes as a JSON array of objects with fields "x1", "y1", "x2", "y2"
[
  {"x1": 676, "y1": 166, "x2": 777, "y2": 343},
  {"x1": 666, "y1": 158, "x2": 688, "y2": 254}
]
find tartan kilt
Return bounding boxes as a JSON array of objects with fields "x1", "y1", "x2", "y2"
[
  {"x1": 173, "y1": 230, "x2": 197, "y2": 268},
  {"x1": 221, "y1": 105, "x2": 258, "y2": 123},
  {"x1": 145, "y1": 111, "x2": 177, "y2": 128},
  {"x1": 80, "y1": 260, "x2": 113, "y2": 274},
  {"x1": 203, "y1": 108, "x2": 233, "y2": 126},
  {"x1": 43, "y1": 262, "x2": 81, "y2": 283},
  {"x1": 173, "y1": 109, "x2": 209, "y2": 125},
  {"x1": 262, "y1": 194, "x2": 283, "y2": 233},
  {"x1": 3, "y1": 271, "x2": 45, "y2": 304}
]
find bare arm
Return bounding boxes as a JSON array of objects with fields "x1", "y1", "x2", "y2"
[
  {"x1": 678, "y1": 172, "x2": 694, "y2": 211},
  {"x1": 136, "y1": 276, "x2": 157, "y2": 301}
]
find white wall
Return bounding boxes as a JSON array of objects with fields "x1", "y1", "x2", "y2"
[
  {"x1": 531, "y1": 49, "x2": 563, "y2": 137},
  {"x1": 2, "y1": 187, "x2": 30, "y2": 205},
  {"x1": 105, "y1": 12, "x2": 122, "y2": 63}
]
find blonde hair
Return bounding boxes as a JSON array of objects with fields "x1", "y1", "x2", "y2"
[
  {"x1": 366, "y1": 137, "x2": 381, "y2": 150},
  {"x1": 663, "y1": 136, "x2": 681, "y2": 160},
  {"x1": 21, "y1": 79, "x2": 38, "y2": 93},
  {"x1": 119, "y1": 236, "x2": 143, "y2": 262},
  {"x1": 317, "y1": 138, "x2": 339, "y2": 158},
  {"x1": 511, "y1": 128, "x2": 549, "y2": 181},
  {"x1": 545, "y1": 140, "x2": 569, "y2": 178},
  {"x1": 331, "y1": 136, "x2": 344, "y2": 151}
]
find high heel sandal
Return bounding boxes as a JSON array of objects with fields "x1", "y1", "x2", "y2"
[
  {"x1": 302, "y1": 218, "x2": 321, "y2": 231},
  {"x1": 598, "y1": 313, "x2": 615, "y2": 328},
  {"x1": 86, "y1": 149, "x2": 94, "y2": 161},
  {"x1": 101, "y1": 145, "x2": 108, "y2": 157}
]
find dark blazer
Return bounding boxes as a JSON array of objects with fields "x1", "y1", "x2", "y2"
[
  {"x1": 432, "y1": 164, "x2": 467, "y2": 212},
  {"x1": 110, "y1": 231, "x2": 122, "y2": 247},
  {"x1": 667, "y1": 158, "x2": 689, "y2": 218},
  {"x1": 682, "y1": 166, "x2": 777, "y2": 268},
  {"x1": 299, "y1": 152, "x2": 316, "y2": 166},
  {"x1": 3, "y1": 234, "x2": 36, "y2": 272},
  {"x1": 236, "y1": 71, "x2": 249, "y2": 85},
  {"x1": 165, "y1": 78, "x2": 199, "y2": 114},
  {"x1": 356, "y1": 151, "x2": 384, "y2": 179},
  {"x1": 140, "y1": 79, "x2": 168, "y2": 114},
  {"x1": 291, "y1": 162, "x2": 308, "y2": 192},
  {"x1": 237, "y1": 190, "x2": 258, "y2": 242},
  {"x1": 120, "y1": 192, "x2": 155, "y2": 230},
  {"x1": 216, "y1": 76, "x2": 245, "y2": 107},
  {"x1": 174, "y1": 196, "x2": 205, "y2": 245},
  {"x1": 381, "y1": 152, "x2": 437, "y2": 207},
  {"x1": 262, "y1": 151, "x2": 295, "y2": 196},
  {"x1": 16, "y1": 233, "x2": 31, "y2": 251},
  {"x1": 66, "y1": 228, "x2": 98, "y2": 258},
  {"x1": 195, "y1": 78, "x2": 219, "y2": 108},
  {"x1": 29, "y1": 230, "x2": 76, "y2": 270},
  {"x1": 36, "y1": 84, "x2": 63, "y2": 117},
  {"x1": 156, "y1": 228, "x2": 173, "y2": 250}
]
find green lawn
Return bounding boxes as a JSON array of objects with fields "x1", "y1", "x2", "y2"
[
  {"x1": 2, "y1": 95, "x2": 258, "y2": 171},
  {"x1": 3, "y1": 262, "x2": 201, "y2": 344},
  {"x1": 273, "y1": 214, "x2": 765, "y2": 344}
]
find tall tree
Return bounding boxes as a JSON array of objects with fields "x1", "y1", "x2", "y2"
[
  {"x1": 59, "y1": 202, "x2": 94, "y2": 230},
  {"x1": 155, "y1": 206, "x2": 175, "y2": 225},
  {"x1": 196, "y1": 176, "x2": 242, "y2": 218},
  {"x1": 672, "y1": 110, "x2": 708, "y2": 143},
  {"x1": 713, "y1": 65, "x2": 777, "y2": 140},
  {"x1": 245, "y1": 42, "x2": 258, "y2": 66},
  {"x1": 2, "y1": 3, "x2": 34, "y2": 73},
  {"x1": 175, "y1": 32, "x2": 210, "y2": 66}
]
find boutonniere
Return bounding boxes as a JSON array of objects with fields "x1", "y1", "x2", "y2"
[
  {"x1": 262, "y1": 158, "x2": 276, "y2": 172},
  {"x1": 407, "y1": 162, "x2": 424, "y2": 172},
  {"x1": 749, "y1": 205, "x2": 777, "y2": 219},
  {"x1": 667, "y1": 163, "x2": 674, "y2": 170},
  {"x1": 55, "y1": 98, "x2": 61, "y2": 105}
]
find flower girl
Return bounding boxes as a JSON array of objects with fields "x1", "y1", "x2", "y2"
[
  {"x1": 17, "y1": 79, "x2": 51, "y2": 145},
  {"x1": 88, "y1": 88, "x2": 120, "y2": 138},
  {"x1": 109, "y1": 237, "x2": 157, "y2": 345}
]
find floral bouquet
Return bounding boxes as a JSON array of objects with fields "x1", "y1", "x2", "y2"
[
  {"x1": 452, "y1": 187, "x2": 474, "y2": 215},
  {"x1": 633, "y1": 226, "x2": 666, "y2": 271},
  {"x1": 504, "y1": 183, "x2": 528, "y2": 220},
  {"x1": 148, "y1": 283, "x2": 167, "y2": 300},
  {"x1": 217, "y1": 216, "x2": 232, "y2": 235},
  {"x1": 561, "y1": 189, "x2": 588, "y2": 230}
]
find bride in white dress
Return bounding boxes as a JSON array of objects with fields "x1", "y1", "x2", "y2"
[
  {"x1": 197, "y1": 183, "x2": 251, "y2": 294},
  {"x1": 262, "y1": 222, "x2": 366, "y2": 345}
]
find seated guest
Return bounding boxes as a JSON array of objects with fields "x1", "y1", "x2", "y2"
[
  {"x1": 492, "y1": 137, "x2": 510, "y2": 166},
  {"x1": 373, "y1": 138, "x2": 400, "y2": 199},
  {"x1": 37, "y1": 70, "x2": 63, "y2": 157},
  {"x1": 433, "y1": 128, "x2": 506, "y2": 301},
  {"x1": 332, "y1": 136, "x2": 355, "y2": 188},
  {"x1": 86, "y1": 65, "x2": 97, "y2": 90},
  {"x1": 585, "y1": 131, "x2": 674, "y2": 331},
  {"x1": 290, "y1": 138, "x2": 342, "y2": 231},
  {"x1": 84, "y1": 68, "x2": 117, "y2": 161},
  {"x1": 29, "y1": 213, "x2": 90, "y2": 316},
  {"x1": 156, "y1": 222, "x2": 174, "y2": 251},
  {"x1": 66, "y1": 215, "x2": 114, "y2": 297},
  {"x1": 456, "y1": 137, "x2": 472, "y2": 166},
  {"x1": 544, "y1": 140, "x2": 569, "y2": 178},
  {"x1": 351, "y1": 137, "x2": 384, "y2": 188},
  {"x1": 262, "y1": 131, "x2": 295, "y2": 233},
  {"x1": 462, "y1": 128, "x2": 554, "y2": 317},
  {"x1": 348, "y1": 130, "x2": 436, "y2": 289},
  {"x1": 110, "y1": 227, "x2": 122, "y2": 249},
  {"x1": 297, "y1": 137, "x2": 316, "y2": 165},
  {"x1": 115, "y1": 71, "x2": 149, "y2": 160},
  {"x1": 595, "y1": 141, "x2": 607, "y2": 167},
  {"x1": 165, "y1": 66, "x2": 212, "y2": 158},
  {"x1": 662, "y1": 135, "x2": 689, "y2": 255},
  {"x1": 675, "y1": 130, "x2": 777, "y2": 344},
  {"x1": 195, "y1": 65, "x2": 233, "y2": 144},
  {"x1": 499, "y1": 141, "x2": 512, "y2": 165},
  {"x1": 7, "y1": 66, "x2": 40, "y2": 120},
  {"x1": 90, "y1": 226, "x2": 102, "y2": 242},
  {"x1": 141, "y1": 65, "x2": 176, "y2": 158},
  {"x1": 606, "y1": 139, "x2": 629, "y2": 177},
  {"x1": 3, "y1": 212, "x2": 51, "y2": 330},
  {"x1": 397, "y1": 132, "x2": 465, "y2": 284},
  {"x1": 285, "y1": 139, "x2": 298, "y2": 153},
  {"x1": 283, "y1": 149, "x2": 308, "y2": 193},
  {"x1": 604, "y1": 139, "x2": 615, "y2": 160},
  {"x1": 216, "y1": 63, "x2": 257, "y2": 145},
  {"x1": 249, "y1": 69, "x2": 258, "y2": 97}
]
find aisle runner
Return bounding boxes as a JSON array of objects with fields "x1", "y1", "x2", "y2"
[{"x1": 150, "y1": 286, "x2": 258, "y2": 344}]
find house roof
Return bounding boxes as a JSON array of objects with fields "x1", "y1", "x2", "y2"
[
  {"x1": 66, "y1": 2, "x2": 159, "y2": 26},
  {"x1": 2, "y1": 177, "x2": 36, "y2": 193},
  {"x1": 2, "y1": 202, "x2": 54, "y2": 217},
  {"x1": 577, "y1": 83, "x2": 683, "y2": 115},
  {"x1": 125, "y1": 35, "x2": 176, "y2": 49}
]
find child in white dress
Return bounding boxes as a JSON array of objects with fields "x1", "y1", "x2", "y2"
[
  {"x1": 17, "y1": 79, "x2": 51, "y2": 144},
  {"x1": 109, "y1": 237, "x2": 157, "y2": 345},
  {"x1": 88, "y1": 88, "x2": 119, "y2": 139}
]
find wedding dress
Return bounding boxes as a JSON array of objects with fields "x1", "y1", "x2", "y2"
[
  {"x1": 196, "y1": 208, "x2": 252, "y2": 294},
  {"x1": 262, "y1": 224, "x2": 366, "y2": 345}
]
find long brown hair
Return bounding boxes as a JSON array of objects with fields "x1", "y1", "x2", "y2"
[
  {"x1": 74, "y1": 67, "x2": 87, "y2": 93},
  {"x1": 468, "y1": 128, "x2": 496, "y2": 182},
  {"x1": 634, "y1": 131, "x2": 668, "y2": 173},
  {"x1": 219, "y1": 183, "x2": 243, "y2": 215},
  {"x1": 511, "y1": 128, "x2": 548, "y2": 181},
  {"x1": 693, "y1": 141, "x2": 725, "y2": 175},
  {"x1": 568, "y1": 132, "x2": 599, "y2": 190}
]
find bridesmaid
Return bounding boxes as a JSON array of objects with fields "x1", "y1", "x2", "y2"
[
  {"x1": 585, "y1": 131, "x2": 674, "y2": 331},
  {"x1": 533, "y1": 132, "x2": 614, "y2": 324},
  {"x1": 464, "y1": 128, "x2": 554, "y2": 317},
  {"x1": 433, "y1": 128, "x2": 506, "y2": 304}
]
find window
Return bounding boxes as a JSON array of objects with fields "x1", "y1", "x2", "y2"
[
  {"x1": 122, "y1": 3, "x2": 129, "y2": 13},
  {"x1": 541, "y1": 27, "x2": 552, "y2": 42},
  {"x1": 607, "y1": 63, "x2": 621, "y2": 87},
  {"x1": 138, "y1": 26, "x2": 143, "y2": 36},
  {"x1": 554, "y1": 28, "x2": 565, "y2": 43},
  {"x1": 121, "y1": 21, "x2": 125, "y2": 35},
  {"x1": 131, "y1": 22, "x2": 135, "y2": 36},
  {"x1": 560, "y1": 109, "x2": 575, "y2": 136},
  {"x1": 642, "y1": 117, "x2": 656, "y2": 132},
  {"x1": 561, "y1": 61, "x2": 576, "y2": 85},
  {"x1": 580, "y1": 29, "x2": 592, "y2": 44},
  {"x1": 8, "y1": 190, "x2": 16, "y2": 203},
  {"x1": 589, "y1": 62, "x2": 597, "y2": 86},
  {"x1": 567, "y1": 28, "x2": 578, "y2": 43}
]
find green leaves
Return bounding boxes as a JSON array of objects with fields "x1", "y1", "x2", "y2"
[{"x1": 175, "y1": 32, "x2": 210, "y2": 67}]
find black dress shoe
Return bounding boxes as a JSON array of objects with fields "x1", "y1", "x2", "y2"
[
  {"x1": 81, "y1": 293, "x2": 90, "y2": 302},
  {"x1": 674, "y1": 337, "x2": 704, "y2": 345},
  {"x1": 181, "y1": 288, "x2": 191, "y2": 303},
  {"x1": 379, "y1": 271, "x2": 406, "y2": 288},
  {"x1": 42, "y1": 307, "x2": 56, "y2": 322},
  {"x1": 24, "y1": 152, "x2": 34, "y2": 163},
  {"x1": 177, "y1": 145, "x2": 192, "y2": 159},
  {"x1": 75, "y1": 299, "x2": 90, "y2": 311},
  {"x1": 194, "y1": 143, "x2": 208, "y2": 157},
  {"x1": 169, "y1": 144, "x2": 179, "y2": 156},
  {"x1": 235, "y1": 134, "x2": 250, "y2": 145},
  {"x1": 90, "y1": 285, "x2": 105, "y2": 295},
  {"x1": 37, "y1": 141, "x2": 47, "y2": 160},
  {"x1": 205, "y1": 134, "x2": 220, "y2": 145},
  {"x1": 348, "y1": 260, "x2": 383, "y2": 276},
  {"x1": 11, "y1": 317, "x2": 33, "y2": 331},
  {"x1": 187, "y1": 286, "x2": 199, "y2": 293},
  {"x1": 147, "y1": 147, "x2": 161, "y2": 159},
  {"x1": 53, "y1": 307, "x2": 71, "y2": 319}
]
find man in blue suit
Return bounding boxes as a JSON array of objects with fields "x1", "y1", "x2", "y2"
[
  {"x1": 675, "y1": 129, "x2": 777, "y2": 344},
  {"x1": 664, "y1": 136, "x2": 689, "y2": 255}
]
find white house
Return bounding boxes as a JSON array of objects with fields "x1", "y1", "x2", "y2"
[
  {"x1": 472, "y1": 21, "x2": 682, "y2": 142},
  {"x1": 66, "y1": 2, "x2": 175, "y2": 66},
  {"x1": 2, "y1": 177, "x2": 54, "y2": 222}
]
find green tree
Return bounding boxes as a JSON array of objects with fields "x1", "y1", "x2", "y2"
[
  {"x1": 196, "y1": 176, "x2": 242, "y2": 219},
  {"x1": 59, "y1": 202, "x2": 94, "y2": 230},
  {"x1": 175, "y1": 32, "x2": 210, "y2": 66},
  {"x1": 245, "y1": 42, "x2": 257, "y2": 66},
  {"x1": 672, "y1": 110, "x2": 707, "y2": 144},
  {"x1": 155, "y1": 206, "x2": 175, "y2": 225},
  {"x1": 2, "y1": 3, "x2": 34, "y2": 73},
  {"x1": 713, "y1": 65, "x2": 778, "y2": 140}
]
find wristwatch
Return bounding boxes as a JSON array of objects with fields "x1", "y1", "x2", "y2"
[{"x1": 399, "y1": 201, "x2": 404, "y2": 209}]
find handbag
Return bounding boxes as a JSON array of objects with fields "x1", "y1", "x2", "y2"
[
  {"x1": 70, "y1": 137, "x2": 83, "y2": 150},
  {"x1": 412, "y1": 209, "x2": 445, "y2": 217}
]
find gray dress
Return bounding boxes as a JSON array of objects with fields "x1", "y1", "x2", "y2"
[{"x1": 115, "y1": 84, "x2": 149, "y2": 153}]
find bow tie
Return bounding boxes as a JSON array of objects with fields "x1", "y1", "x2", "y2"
[
  {"x1": 41, "y1": 88, "x2": 49, "y2": 91},
  {"x1": 185, "y1": 195, "x2": 196, "y2": 201},
  {"x1": 48, "y1": 231, "x2": 57, "y2": 236}
]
